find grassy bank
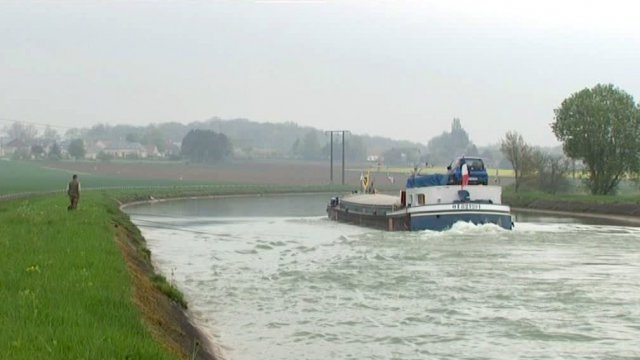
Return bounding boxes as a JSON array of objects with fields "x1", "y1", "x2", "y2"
[
  {"x1": 0, "y1": 192, "x2": 182, "y2": 359},
  {"x1": 0, "y1": 182, "x2": 347, "y2": 359},
  {"x1": 504, "y1": 190, "x2": 640, "y2": 216}
]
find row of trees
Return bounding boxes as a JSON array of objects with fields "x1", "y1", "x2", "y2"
[
  {"x1": 502, "y1": 84, "x2": 640, "y2": 195},
  {"x1": 5, "y1": 114, "x2": 498, "y2": 165},
  {"x1": 500, "y1": 131, "x2": 573, "y2": 194},
  {"x1": 2, "y1": 120, "x2": 84, "y2": 160},
  {"x1": 12, "y1": 83, "x2": 636, "y2": 195},
  {"x1": 181, "y1": 124, "x2": 484, "y2": 166},
  {"x1": 426, "y1": 118, "x2": 478, "y2": 165}
]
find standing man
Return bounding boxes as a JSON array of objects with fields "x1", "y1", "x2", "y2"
[{"x1": 67, "y1": 174, "x2": 80, "y2": 210}]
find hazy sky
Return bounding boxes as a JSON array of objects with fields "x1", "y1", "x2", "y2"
[{"x1": 1, "y1": 1, "x2": 639, "y2": 146}]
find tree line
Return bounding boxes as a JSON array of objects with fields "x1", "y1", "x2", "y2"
[
  {"x1": 7, "y1": 82, "x2": 637, "y2": 197},
  {"x1": 501, "y1": 84, "x2": 640, "y2": 195}
]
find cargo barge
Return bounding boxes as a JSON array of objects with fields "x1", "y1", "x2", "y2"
[{"x1": 327, "y1": 157, "x2": 513, "y2": 231}]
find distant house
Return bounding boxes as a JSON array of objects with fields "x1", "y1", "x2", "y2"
[
  {"x1": 103, "y1": 141, "x2": 148, "y2": 159},
  {"x1": 145, "y1": 144, "x2": 160, "y2": 158},
  {"x1": 85, "y1": 140, "x2": 108, "y2": 160},
  {"x1": 85, "y1": 145, "x2": 100, "y2": 160}
]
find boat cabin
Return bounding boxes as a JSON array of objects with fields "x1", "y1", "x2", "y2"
[{"x1": 401, "y1": 174, "x2": 501, "y2": 208}]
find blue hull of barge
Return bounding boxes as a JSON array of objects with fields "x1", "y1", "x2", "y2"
[
  {"x1": 409, "y1": 212, "x2": 513, "y2": 231},
  {"x1": 326, "y1": 205, "x2": 513, "y2": 231}
]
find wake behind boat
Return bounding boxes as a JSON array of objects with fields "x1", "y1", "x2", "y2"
[{"x1": 327, "y1": 157, "x2": 513, "y2": 231}]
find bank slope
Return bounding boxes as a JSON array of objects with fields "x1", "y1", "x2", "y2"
[{"x1": 0, "y1": 192, "x2": 215, "y2": 359}]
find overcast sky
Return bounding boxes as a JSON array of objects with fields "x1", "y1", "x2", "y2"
[{"x1": 1, "y1": 1, "x2": 639, "y2": 146}]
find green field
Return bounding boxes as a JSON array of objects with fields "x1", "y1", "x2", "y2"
[
  {"x1": 0, "y1": 160, "x2": 193, "y2": 195},
  {"x1": 0, "y1": 160, "x2": 347, "y2": 198}
]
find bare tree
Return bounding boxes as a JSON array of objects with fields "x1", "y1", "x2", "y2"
[
  {"x1": 5, "y1": 122, "x2": 38, "y2": 142},
  {"x1": 530, "y1": 150, "x2": 572, "y2": 194},
  {"x1": 43, "y1": 126, "x2": 60, "y2": 142},
  {"x1": 500, "y1": 131, "x2": 533, "y2": 192}
]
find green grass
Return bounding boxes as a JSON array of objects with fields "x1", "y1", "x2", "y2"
[
  {"x1": 150, "y1": 274, "x2": 187, "y2": 309},
  {"x1": 1, "y1": 186, "x2": 345, "y2": 359},
  {"x1": 0, "y1": 160, "x2": 201, "y2": 195},
  {"x1": 0, "y1": 160, "x2": 351, "y2": 359},
  {"x1": 0, "y1": 160, "x2": 353, "y2": 197},
  {"x1": 503, "y1": 189, "x2": 640, "y2": 207},
  {"x1": 0, "y1": 193, "x2": 176, "y2": 359}
]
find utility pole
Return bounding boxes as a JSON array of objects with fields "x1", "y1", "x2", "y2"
[
  {"x1": 325, "y1": 130, "x2": 350, "y2": 184},
  {"x1": 329, "y1": 132, "x2": 334, "y2": 183},
  {"x1": 342, "y1": 131, "x2": 345, "y2": 185}
]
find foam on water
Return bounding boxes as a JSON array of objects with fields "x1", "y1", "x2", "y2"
[{"x1": 127, "y1": 196, "x2": 640, "y2": 360}]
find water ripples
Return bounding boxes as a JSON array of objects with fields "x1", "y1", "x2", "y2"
[{"x1": 128, "y1": 197, "x2": 640, "y2": 360}]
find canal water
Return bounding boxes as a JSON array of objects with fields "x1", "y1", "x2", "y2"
[{"x1": 126, "y1": 194, "x2": 640, "y2": 360}]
